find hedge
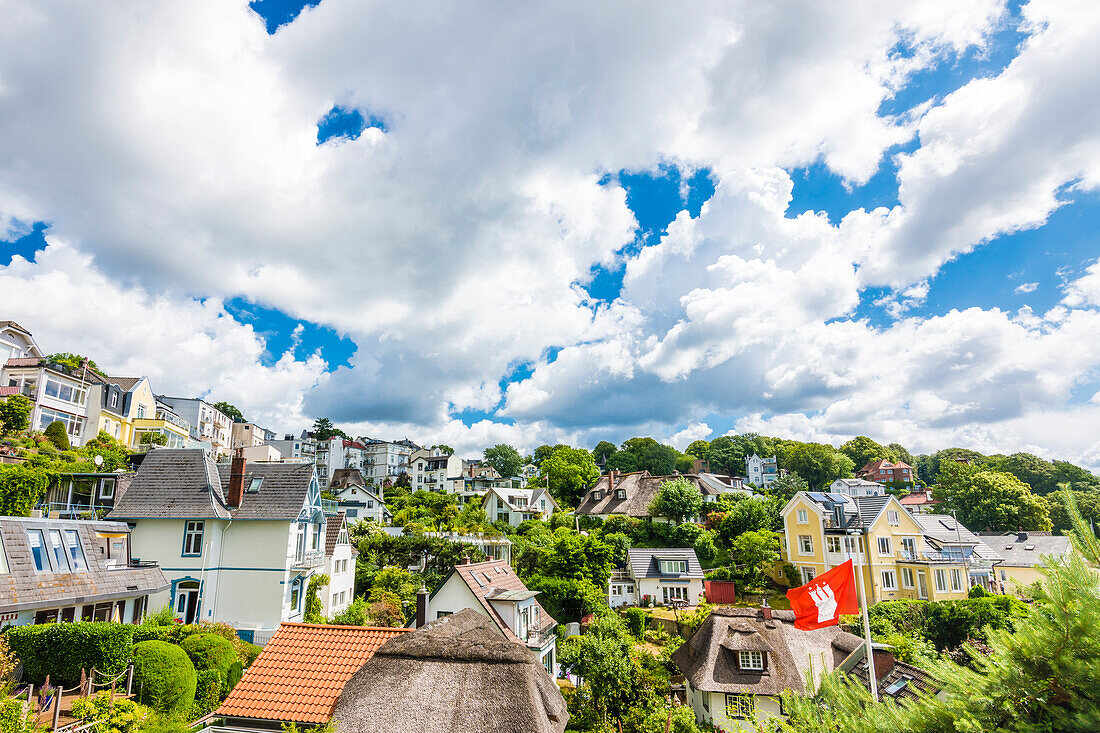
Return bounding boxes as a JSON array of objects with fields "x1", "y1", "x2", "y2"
[
  {"x1": 225, "y1": 661, "x2": 243, "y2": 693},
  {"x1": 193, "y1": 669, "x2": 224, "y2": 716},
  {"x1": 131, "y1": 626, "x2": 171, "y2": 645},
  {"x1": 131, "y1": 641, "x2": 196, "y2": 715},
  {"x1": 180, "y1": 634, "x2": 235, "y2": 678},
  {"x1": 5, "y1": 622, "x2": 133, "y2": 686}
]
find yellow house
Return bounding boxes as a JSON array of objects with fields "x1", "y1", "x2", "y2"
[
  {"x1": 83, "y1": 376, "x2": 159, "y2": 449},
  {"x1": 132, "y1": 399, "x2": 194, "y2": 449},
  {"x1": 780, "y1": 492, "x2": 1002, "y2": 604},
  {"x1": 976, "y1": 531, "x2": 1074, "y2": 594}
]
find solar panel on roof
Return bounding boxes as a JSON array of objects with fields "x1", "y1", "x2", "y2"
[{"x1": 825, "y1": 493, "x2": 849, "y2": 501}]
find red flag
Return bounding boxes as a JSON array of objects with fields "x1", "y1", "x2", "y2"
[{"x1": 786, "y1": 559, "x2": 859, "y2": 630}]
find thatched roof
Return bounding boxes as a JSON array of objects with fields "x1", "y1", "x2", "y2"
[
  {"x1": 333, "y1": 608, "x2": 568, "y2": 733},
  {"x1": 673, "y1": 607, "x2": 859, "y2": 696}
]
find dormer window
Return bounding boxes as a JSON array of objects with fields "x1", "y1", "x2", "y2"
[
  {"x1": 615, "y1": 489, "x2": 626, "y2": 499},
  {"x1": 659, "y1": 559, "x2": 688, "y2": 574},
  {"x1": 592, "y1": 491, "x2": 602, "y2": 501},
  {"x1": 738, "y1": 650, "x2": 764, "y2": 671}
]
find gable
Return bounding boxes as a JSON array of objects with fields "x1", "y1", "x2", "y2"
[{"x1": 868, "y1": 497, "x2": 921, "y2": 534}]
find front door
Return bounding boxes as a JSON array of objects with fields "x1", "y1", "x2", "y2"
[
  {"x1": 175, "y1": 581, "x2": 200, "y2": 623},
  {"x1": 916, "y1": 571, "x2": 928, "y2": 600}
]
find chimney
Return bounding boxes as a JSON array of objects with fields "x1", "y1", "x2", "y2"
[
  {"x1": 1017, "y1": 532, "x2": 1028, "y2": 542},
  {"x1": 415, "y1": 582, "x2": 429, "y2": 628},
  {"x1": 871, "y1": 645, "x2": 895, "y2": 678},
  {"x1": 608, "y1": 470, "x2": 615, "y2": 494},
  {"x1": 760, "y1": 597, "x2": 772, "y2": 621},
  {"x1": 228, "y1": 448, "x2": 246, "y2": 508}
]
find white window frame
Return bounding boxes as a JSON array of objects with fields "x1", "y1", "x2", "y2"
[
  {"x1": 659, "y1": 559, "x2": 688, "y2": 574},
  {"x1": 800, "y1": 566, "x2": 816, "y2": 584},
  {"x1": 901, "y1": 567, "x2": 914, "y2": 589},
  {"x1": 877, "y1": 537, "x2": 892, "y2": 557},
  {"x1": 935, "y1": 568, "x2": 948, "y2": 593},
  {"x1": 796, "y1": 509, "x2": 809, "y2": 524},
  {"x1": 887, "y1": 510, "x2": 900, "y2": 525},
  {"x1": 826, "y1": 536, "x2": 842, "y2": 554},
  {"x1": 738, "y1": 650, "x2": 764, "y2": 671},
  {"x1": 183, "y1": 521, "x2": 204, "y2": 556},
  {"x1": 880, "y1": 570, "x2": 897, "y2": 591},
  {"x1": 798, "y1": 535, "x2": 813, "y2": 555},
  {"x1": 726, "y1": 694, "x2": 755, "y2": 720},
  {"x1": 951, "y1": 567, "x2": 964, "y2": 592},
  {"x1": 662, "y1": 585, "x2": 688, "y2": 604}
]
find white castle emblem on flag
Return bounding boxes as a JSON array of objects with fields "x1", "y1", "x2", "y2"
[{"x1": 808, "y1": 583, "x2": 837, "y2": 622}]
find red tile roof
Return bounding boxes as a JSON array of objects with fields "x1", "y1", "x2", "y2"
[
  {"x1": 217, "y1": 622, "x2": 408, "y2": 724},
  {"x1": 899, "y1": 492, "x2": 938, "y2": 506},
  {"x1": 4, "y1": 358, "x2": 40, "y2": 368},
  {"x1": 0, "y1": 386, "x2": 19, "y2": 398},
  {"x1": 453, "y1": 559, "x2": 557, "y2": 644}
]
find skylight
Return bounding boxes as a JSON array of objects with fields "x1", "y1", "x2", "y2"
[{"x1": 884, "y1": 677, "x2": 910, "y2": 695}]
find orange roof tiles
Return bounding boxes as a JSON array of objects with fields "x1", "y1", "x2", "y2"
[{"x1": 217, "y1": 622, "x2": 408, "y2": 724}]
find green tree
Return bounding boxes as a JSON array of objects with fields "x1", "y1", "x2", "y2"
[
  {"x1": 935, "y1": 463, "x2": 1051, "y2": 532},
  {"x1": 1046, "y1": 490, "x2": 1100, "y2": 534},
  {"x1": 0, "y1": 465, "x2": 50, "y2": 515},
  {"x1": 604, "y1": 450, "x2": 640, "y2": 473},
  {"x1": 45, "y1": 353, "x2": 103, "y2": 375},
  {"x1": 311, "y1": 417, "x2": 347, "y2": 441},
  {"x1": 647, "y1": 476, "x2": 704, "y2": 524},
  {"x1": 43, "y1": 420, "x2": 70, "y2": 449},
  {"x1": 540, "y1": 446, "x2": 600, "y2": 508},
  {"x1": 430, "y1": 444, "x2": 454, "y2": 455},
  {"x1": 558, "y1": 614, "x2": 638, "y2": 721},
  {"x1": 483, "y1": 443, "x2": 523, "y2": 478},
  {"x1": 533, "y1": 444, "x2": 566, "y2": 466},
  {"x1": 0, "y1": 393, "x2": 33, "y2": 434},
  {"x1": 768, "y1": 472, "x2": 809, "y2": 502},
  {"x1": 704, "y1": 435, "x2": 742, "y2": 475},
  {"x1": 728, "y1": 529, "x2": 781, "y2": 591},
  {"x1": 139, "y1": 431, "x2": 168, "y2": 446},
  {"x1": 592, "y1": 441, "x2": 618, "y2": 466},
  {"x1": 82, "y1": 431, "x2": 132, "y2": 471},
  {"x1": 780, "y1": 442, "x2": 854, "y2": 490},
  {"x1": 888, "y1": 442, "x2": 916, "y2": 467},
  {"x1": 304, "y1": 573, "x2": 330, "y2": 623},
  {"x1": 618, "y1": 437, "x2": 678, "y2": 476},
  {"x1": 686, "y1": 440, "x2": 711, "y2": 462},
  {"x1": 212, "y1": 401, "x2": 245, "y2": 422},
  {"x1": 839, "y1": 436, "x2": 897, "y2": 470}
]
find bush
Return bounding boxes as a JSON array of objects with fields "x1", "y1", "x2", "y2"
[
  {"x1": 43, "y1": 420, "x2": 70, "y2": 450},
  {"x1": 70, "y1": 691, "x2": 148, "y2": 733},
  {"x1": 0, "y1": 699, "x2": 36, "y2": 733},
  {"x1": 622, "y1": 608, "x2": 647, "y2": 641},
  {"x1": 192, "y1": 669, "x2": 224, "y2": 716},
  {"x1": 131, "y1": 626, "x2": 171, "y2": 644},
  {"x1": 969, "y1": 584, "x2": 989, "y2": 598},
  {"x1": 131, "y1": 641, "x2": 197, "y2": 715},
  {"x1": 180, "y1": 634, "x2": 235, "y2": 678},
  {"x1": 5, "y1": 622, "x2": 133, "y2": 686},
  {"x1": 782, "y1": 562, "x2": 801, "y2": 588},
  {"x1": 225, "y1": 661, "x2": 243, "y2": 693}
]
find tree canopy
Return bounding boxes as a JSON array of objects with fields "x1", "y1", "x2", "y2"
[
  {"x1": 777, "y1": 441, "x2": 854, "y2": 490},
  {"x1": 934, "y1": 462, "x2": 1051, "y2": 532},
  {"x1": 311, "y1": 417, "x2": 348, "y2": 441},
  {"x1": 483, "y1": 443, "x2": 523, "y2": 478},
  {"x1": 540, "y1": 445, "x2": 601, "y2": 508},
  {"x1": 839, "y1": 436, "x2": 898, "y2": 470},
  {"x1": 647, "y1": 476, "x2": 704, "y2": 524},
  {"x1": 0, "y1": 394, "x2": 33, "y2": 434},
  {"x1": 212, "y1": 401, "x2": 245, "y2": 422}
]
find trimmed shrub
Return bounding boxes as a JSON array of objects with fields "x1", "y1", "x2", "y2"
[
  {"x1": 131, "y1": 641, "x2": 196, "y2": 715},
  {"x1": 180, "y1": 634, "x2": 235, "y2": 678},
  {"x1": 131, "y1": 626, "x2": 171, "y2": 644},
  {"x1": 5, "y1": 622, "x2": 133, "y2": 686},
  {"x1": 192, "y1": 669, "x2": 224, "y2": 716},
  {"x1": 43, "y1": 420, "x2": 70, "y2": 450},
  {"x1": 622, "y1": 608, "x2": 647, "y2": 641},
  {"x1": 225, "y1": 661, "x2": 243, "y2": 693},
  {"x1": 70, "y1": 691, "x2": 148, "y2": 733}
]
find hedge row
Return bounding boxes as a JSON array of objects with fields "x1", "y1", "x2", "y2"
[{"x1": 5, "y1": 623, "x2": 133, "y2": 686}]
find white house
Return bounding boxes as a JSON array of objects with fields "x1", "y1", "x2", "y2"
[
  {"x1": 360, "y1": 438, "x2": 419, "y2": 484},
  {"x1": 109, "y1": 449, "x2": 334, "y2": 638},
  {"x1": 240, "y1": 444, "x2": 282, "y2": 462},
  {"x1": 617, "y1": 548, "x2": 705, "y2": 607},
  {"x1": 745, "y1": 455, "x2": 779, "y2": 488},
  {"x1": 2, "y1": 356, "x2": 93, "y2": 447},
  {"x1": 414, "y1": 558, "x2": 558, "y2": 676},
  {"x1": 156, "y1": 397, "x2": 233, "y2": 457},
  {"x1": 323, "y1": 513, "x2": 356, "y2": 617},
  {"x1": 828, "y1": 478, "x2": 886, "y2": 497},
  {"x1": 409, "y1": 447, "x2": 463, "y2": 493},
  {"x1": 482, "y1": 486, "x2": 558, "y2": 527},
  {"x1": 0, "y1": 516, "x2": 168, "y2": 626},
  {"x1": 265, "y1": 432, "x2": 317, "y2": 463},
  {"x1": 317, "y1": 438, "x2": 370, "y2": 484},
  {"x1": 0, "y1": 321, "x2": 41, "y2": 363},
  {"x1": 329, "y1": 469, "x2": 390, "y2": 523}
]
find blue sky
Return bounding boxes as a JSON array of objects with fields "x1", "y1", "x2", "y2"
[{"x1": 1, "y1": 0, "x2": 1098, "y2": 464}]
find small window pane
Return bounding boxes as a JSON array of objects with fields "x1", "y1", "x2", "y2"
[
  {"x1": 48, "y1": 530, "x2": 71, "y2": 572},
  {"x1": 27, "y1": 530, "x2": 50, "y2": 571}
]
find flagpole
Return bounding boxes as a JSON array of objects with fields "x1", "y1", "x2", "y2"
[{"x1": 850, "y1": 505, "x2": 878, "y2": 701}]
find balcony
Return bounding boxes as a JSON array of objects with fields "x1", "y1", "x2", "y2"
[
  {"x1": 291, "y1": 550, "x2": 325, "y2": 569},
  {"x1": 896, "y1": 550, "x2": 983, "y2": 566},
  {"x1": 321, "y1": 499, "x2": 339, "y2": 516}
]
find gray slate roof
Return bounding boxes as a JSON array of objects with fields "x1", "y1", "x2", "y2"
[
  {"x1": 627, "y1": 548, "x2": 704, "y2": 579},
  {"x1": 977, "y1": 531, "x2": 1071, "y2": 567},
  {"x1": 575, "y1": 472, "x2": 718, "y2": 517},
  {"x1": 0, "y1": 517, "x2": 169, "y2": 613},
  {"x1": 109, "y1": 449, "x2": 315, "y2": 522},
  {"x1": 915, "y1": 514, "x2": 1002, "y2": 561},
  {"x1": 673, "y1": 607, "x2": 859, "y2": 696}
]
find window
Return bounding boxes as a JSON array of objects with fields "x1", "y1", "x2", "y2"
[
  {"x1": 44, "y1": 379, "x2": 86, "y2": 405},
  {"x1": 37, "y1": 407, "x2": 84, "y2": 437},
  {"x1": 659, "y1": 559, "x2": 688, "y2": 574},
  {"x1": 27, "y1": 530, "x2": 49, "y2": 571},
  {"x1": 877, "y1": 537, "x2": 891, "y2": 556},
  {"x1": 843, "y1": 536, "x2": 863, "y2": 555},
  {"x1": 739, "y1": 650, "x2": 764, "y2": 671},
  {"x1": 826, "y1": 536, "x2": 842, "y2": 553},
  {"x1": 662, "y1": 585, "x2": 688, "y2": 604},
  {"x1": 901, "y1": 567, "x2": 914, "y2": 589},
  {"x1": 183, "y1": 521, "x2": 204, "y2": 556},
  {"x1": 246, "y1": 478, "x2": 263, "y2": 493},
  {"x1": 48, "y1": 530, "x2": 71, "y2": 572},
  {"x1": 900, "y1": 537, "x2": 917, "y2": 558},
  {"x1": 312, "y1": 523, "x2": 321, "y2": 551},
  {"x1": 592, "y1": 491, "x2": 602, "y2": 501},
  {"x1": 726, "y1": 694, "x2": 755, "y2": 720},
  {"x1": 798, "y1": 535, "x2": 813, "y2": 554},
  {"x1": 951, "y1": 568, "x2": 964, "y2": 592},
  {"x1": 887, "y1": 510, "x2": 900, "y2": 525},
  {"x1": 935, "y1": 568, "x2": 948, "y2": 593},
  {"x1": 880, "y1": 570, "x2": 897, "y2": 590},
  {"x1": 800, "y1": 566, "x2": 816, "y2": 584},
  {"x1": 137, "y1": 404, "x2": 146, "y2": 419},
  {"x1": 796, "y1": 509, "x2": 809, "y2": 524},
  {"x1": 290, "y1": 579, "x2": 302, "y2": 611},
  {"x1": 99, "y1": 480, "x2": 114, "y2": 500}
]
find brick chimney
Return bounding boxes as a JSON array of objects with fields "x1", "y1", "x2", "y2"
[
  {"x1": 608, "y1": 470, "x2": 616, "y2": 494},
  {"x1": 415, "y1": 583, "x2": 429, "y2": 628},
  {"x1": 228, "y1": 448, "x2": 246, "y2": 508},
  {"x1": 760, "y1": 597, "x2": 772, "y2": 621},
  {"x1": 871, "y1": 645, "x2": 895, "y2": 678}
]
